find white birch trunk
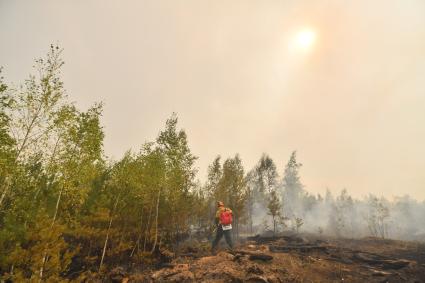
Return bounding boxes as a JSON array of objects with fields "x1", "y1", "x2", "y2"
[
  {"x1": 39, "y1": 186, "x2": 63, "y2": 282},
  {"x1": 98, "y1": 196, "x2": 120, "y2": 272},
  {"x1": 150, "y1": 188, "x2": 161, "y2": 254}
]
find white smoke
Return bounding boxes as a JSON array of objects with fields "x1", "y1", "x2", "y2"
[{"x1": 246, "y1": 165, "x2": 425, "y2": 241}]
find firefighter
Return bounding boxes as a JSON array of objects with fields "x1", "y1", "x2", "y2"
[{"x1": 211, "y1": 201, "x2": 234, "y2": 252}]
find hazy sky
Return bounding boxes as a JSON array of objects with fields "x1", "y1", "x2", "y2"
[{"x1": 1, "y1": 0, "x2": 425, "y2": 200}]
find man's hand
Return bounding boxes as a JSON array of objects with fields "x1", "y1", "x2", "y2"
[{"x1": 212, "y1": 223, "x2": 219, "y2": 233}]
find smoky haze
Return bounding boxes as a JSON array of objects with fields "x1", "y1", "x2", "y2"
[{"x1": 1, "y1": 0, "x2": 425, "y2": 199}]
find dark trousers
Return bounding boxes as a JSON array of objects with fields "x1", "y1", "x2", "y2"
[{"x1": 212, "y1": 225, "x2": 233, "y2": 250}]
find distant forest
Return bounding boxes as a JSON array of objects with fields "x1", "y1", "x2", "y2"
[{"x1": 1, "y1": 46, "x2": 424, "y2": 281}]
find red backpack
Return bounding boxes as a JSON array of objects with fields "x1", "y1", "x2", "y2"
[{"x1": 220, "y1": 208, "x2": 233, "y2": 225}]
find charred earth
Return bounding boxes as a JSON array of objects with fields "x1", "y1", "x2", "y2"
[{"x1": 87, "y1": 233, "x2": 425, "y2": 282}]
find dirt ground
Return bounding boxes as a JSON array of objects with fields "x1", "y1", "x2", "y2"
[{"x1": 102, "y1": 234, "x2": 425, "y2": 283}]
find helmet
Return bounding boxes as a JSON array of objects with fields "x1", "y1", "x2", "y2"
[{"x1": 217, "y1": 201, "x2": 224, "y2": 207}]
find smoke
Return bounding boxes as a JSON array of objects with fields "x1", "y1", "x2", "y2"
[
  {"x1": 250, "y1": 186, "x2": 425, "y2": 241},
  {"x1": 244, "y1": 152, "x2": 425, "y2": 241},
  {"x1": 251, "y1": 200, "x2": 272, "y2": 232}
]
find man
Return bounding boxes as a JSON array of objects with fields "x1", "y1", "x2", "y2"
[{"x1": 211, "y1": 201, "x2": 234, "y2": 252}]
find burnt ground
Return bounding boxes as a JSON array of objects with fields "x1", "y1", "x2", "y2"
[{"x1": 99, "y1": 234, "x2": 425, "y2": 283}]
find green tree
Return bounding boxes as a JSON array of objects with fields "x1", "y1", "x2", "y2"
[
  {"x1": 254, "y1": 154, "x2": 278, "y2": 195},
  {"x1": 282, "y1": 151, "x2": 304, "y2": 218},
  {"x1": 205, "y1": 156, "x2": 223, "y2": 232},
  {"x1": 156, "y1": 113, "x2": 197, "y2": 249},
  {"x1": 267, "y1": 190, "x2": 282, "y2": 235},
  {"x1": 252, "y1": 154, "x2": 281, "y2": 233},
  {"x1": 0, "y1": 46, "x2": 105, "y2": 281},
  {"x1": 0, "y1": 45, "x2": 66, "y2": 209},
  {"x1": 218, "y1": 155, "x2": 247, "y2": 239},
  {"x1": 0, "y1": 69, "x2": 15, "y2": 194}
]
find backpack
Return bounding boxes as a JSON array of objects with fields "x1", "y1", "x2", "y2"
[{"x1": 220, "y1": 208, "x2": 233, "y2": 225}]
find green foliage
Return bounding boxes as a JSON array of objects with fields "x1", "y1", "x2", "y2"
[
  {"x1": 267, "y1": 190, "x2": 282, "y2": 234},
  {"x1": 0, "y1": 69, "x2": 16, "y2": 206},
  {"x1": 254, "y1": 154, "x2": 278, "y2": 194},
  {"x1": 282, "y1": 151, "x2": 304, "y2": 217},
  {"x1": 0, "y1": 46, "x2": 104, "y2": 281},
  {"x1": 156, "y1": 113, "x2": 197, "y2": 239},
  {"x1": 206, "y1": 156, "x2": 222, "y2": 197},
  {"x1": 1, "y1": 46, "x2": 269, "y2": 280},
  {"x1": 5, "y1": 211, "x2": 76, "y2": 282},
  {"x1": 213, "y1": 155, "x2": 247, "y2": 238}
]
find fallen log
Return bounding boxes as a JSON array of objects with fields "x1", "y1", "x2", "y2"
[
  {"x1": 246, "y1": 235, "x2": 281, "y2": 244},
  {"x1": 247, "y1": 234, "x2": 307, "y2": 244},
  {"x1": 157, "y1": 263, "x2": 175, "y2": 268},
  {"x1": 270, "y1": 245, "x2": 329, "y2": 253},
  {"x1": 248, "y1": 254, "x2": 273, "y2": 261},
  {"x1": 230, "y1": 250, "x2": 274, "y2": 261}
]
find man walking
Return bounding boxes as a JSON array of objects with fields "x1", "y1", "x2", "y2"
[{"x1": 211, "y1": 201, "x2": 234, "y2": 252}]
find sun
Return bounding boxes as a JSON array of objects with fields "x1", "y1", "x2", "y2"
[{"x1": 292, "y1": 28, "x2": 317, "y2": 52}]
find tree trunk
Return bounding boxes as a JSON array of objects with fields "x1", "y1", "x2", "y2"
[
  {"x1": 143, "y1": 200, "x2": 154, "y2": 252},
  {"x1": 0, "y1": 177, "x2": 11, "y2": 208},
  {"x1": 99, "y1": 196, "x2": 120, "y2": 272},
  {"x1": 150, "y1": 188, "x2": 161, "y2": 254},
  {"x1": 39, "y1": 186, "x2": 63, "y2": 282},
  {"x1": 130, "y1": 208, "x2": 144, "y2": 257},
  {"x1": 249, "y1": 207, "x2": 253, "y2": 235}
]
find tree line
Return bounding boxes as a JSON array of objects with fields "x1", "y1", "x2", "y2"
[{"x1": 1, "y1": 46, "x2": 424, "y2": 281}]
